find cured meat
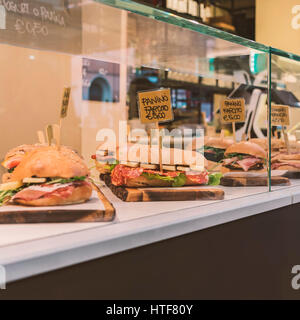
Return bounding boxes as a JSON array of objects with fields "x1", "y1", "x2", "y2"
[
  {"x1": 111, "y1": 165, "x2": 143, "y2": 186},
  {"x1": 223, "y1": 156, "x2": 263, "y2": 171},
  {"x1": 271, "y1": 162, "x2": 300, "y2": 170},
  {"x1": 110, "y1": 164, "x2": 208, "y2": 186},
  {"x1": 186, "y1": 171, "x2": 209, "y2": 184},
  {"x1": 12, "y1": 181, "x2": 88, "y2": 201},
  {"x1": 222, "y1": 157, "x2": 238, "y2": 165},
  {"x1": 236, "y1": 158, "x2": 261, "y2": 172}
]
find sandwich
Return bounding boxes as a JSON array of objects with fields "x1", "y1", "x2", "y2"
[
  {"x1": 271, "y1": 153, "x2": 300, "y2": 172},
  {"x1": 222, "y1": 141, "x2": 267, "y2": 172},
  {"x1": 93, "y1": 144, "x2": 222, "y2": 187},
  {"x1": 0, "y1": 146, "x2": 92, "y2": 206},
  {"x1": 189, "y1": 136, "x2": 233, "y2": 163},
  {"x1": 249, "y1": 138, "x2": 285, "y2": 152},
  {"x1": 1, "y1": 144, "x2": 41, "y2": 182}
]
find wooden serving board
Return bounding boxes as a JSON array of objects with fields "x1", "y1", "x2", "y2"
[
  {"x1": 0, "y1": 185, "x2": 115, "y2": 224},
  {"x1": 283, "y1": 171, "x2": 300, "y2": 179},
  {"x1": 100, "y1": 174, "x2": 224, "y2": 202},
  {"x1": 220, "y1": 176, "x2": 290, "y2": 187}
]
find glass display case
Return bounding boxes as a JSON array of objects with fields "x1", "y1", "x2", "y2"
[
  {"x1": 0, "y1": 0, "x2": 276, "y2": 221},
  {"x1": 270, "y1": 48, "x2": 300, "y2": 190}
]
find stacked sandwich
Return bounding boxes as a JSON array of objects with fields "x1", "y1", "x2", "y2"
[
  {"x1": 0, "y1": 146, "x2": 92, "y2": 206},
  {"x1": 271, "y1": 153, "x2": 300, "y2": 172},
  {"x1": 93, "y1": 143, "x2": 222, "y2": 187}
]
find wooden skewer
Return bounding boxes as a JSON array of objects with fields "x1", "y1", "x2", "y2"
[
  {"x1": 37, "y1": 130, "x2": 46, "y2": 145},
  {"x1": 156, "y1": 122, "x2": 163, "y2": 172},
  {"x1": 52, "y1": 124, "x2": 61, "y2": 150},
  {"x1": 232, "y1": 123, "x2": 236, "y2": 142},
  {"x1": 46, "y1": 125, "x2": 53, "y2": 146},
  {"x1": 282, "y1": 126, "x2": 290, "y2": 154}
]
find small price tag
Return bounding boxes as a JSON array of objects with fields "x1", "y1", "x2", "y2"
[
  {"x1": 271, "y1": 105, "x2": 290, "y2": 126},
  {"x1": 221, "y1": 98, "x2": 245, "y2": 123},
  {"x1": 137, "y1": 88, "x2": 173, "y2": 124},
  {"x1": 60, "y1": 87, "x2": 71, "y2": 119}
]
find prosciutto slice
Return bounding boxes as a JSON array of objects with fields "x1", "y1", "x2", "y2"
[
  {"x1": 271, "y1": 162, "x2": 300, "y2": 170},
  {"x1": 222, "y1": 157, "x2": 238, "y2": 165},
  {"x1": 13, "y1": 181, "x2": 88, "y2": 201},
  {"x1": 236, "y1": 158, "x2": 261, "y2": 172}
]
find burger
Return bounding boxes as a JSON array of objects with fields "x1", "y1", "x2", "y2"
[
  {"x1": 222, "y1": 141, "x2": 267, "y2": 172},
  {"x1": 93, "y1": 144, "x2": 222, "y2": 187},
  {"x1": 1, "y1": 144, "x2": 41, "y2": 182},
  {"x1": 0, "y1": 146, "x2": 92, "y2": 206}
]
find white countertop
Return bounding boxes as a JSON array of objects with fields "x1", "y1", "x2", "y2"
[{"x1": 1, "y1": 181, "x2": 300, "y2": 284}]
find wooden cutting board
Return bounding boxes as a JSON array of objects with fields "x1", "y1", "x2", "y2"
[
  {"x1": 0, "y1": 185, "x2": 115, "y2": 224},
  {"x1": 100, "y1": 174, "x2": 224, "y2": 202},
  {"x1": 220, "y1": 176, "x2": 290, "y2": 187}
]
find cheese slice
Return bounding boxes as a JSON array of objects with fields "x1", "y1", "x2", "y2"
[
  {"x1": 162, "y1": 165, "x2": 176, "y2": 171},
  {"x1": 24, "y1": 183, "x2": 73, "y2": 193},
  {"x1": 189, "y1": 165, "x2": 204, "y2": 172},
  {"x1": 0, "y1": 180, "x2": 23, "y2": 191},
  {"x1": 177, "y1": 166, "x2": 191, "y2": 172},
  {"x1": 23, "y1": 177, "x2": 47, "y2": 184},
  {"x1": 120, "y1": 161, "x2": 140, "y2": 168},
  {"x1": 140, "y1": 163, "x2": 158, "y2": 170}
]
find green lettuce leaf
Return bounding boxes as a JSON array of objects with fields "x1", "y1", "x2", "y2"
[
  {"x1": 208, "y1": 173, "x2": 223, "y2": 186},
  {"x1": 46, "y1": 176, "x2": 86, "y2": 185},
  {"x1": 142, "y1": 172, "x2": 187, "y2": 187}
]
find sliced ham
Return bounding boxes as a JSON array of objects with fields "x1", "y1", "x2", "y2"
[
  {"x1": 236, "y1": 158, "x2": 261, "y2": 172},
  {"x1": 222, "y1": 157, "x2": 238, "y2": 165},
  {"x1": 271, "y1": 162, "x2": 300, "y2": 170},
  {"x1": 12, "y1": 181, "x2": 88, "y2": 201}
]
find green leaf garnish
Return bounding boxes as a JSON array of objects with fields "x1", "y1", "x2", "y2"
[{"x1": 208, "y1": 173, "x2": 223, "y2": 186}]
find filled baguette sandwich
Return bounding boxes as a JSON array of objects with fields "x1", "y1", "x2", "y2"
[
  {"x1": 222, "y1": 141, "x2": 267, "y2": 172},
  {"x1": 0, "y1": 146, "x2": 92, "y2": 206},
  {"x1": 271, "y1": 153, "x2": 300, "y2": 172},
  {"x1": 93, "y1": 143, "x2": 222, "y2": 187}
]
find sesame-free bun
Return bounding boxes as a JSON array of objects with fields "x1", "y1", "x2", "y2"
[
  {"x1": 204, "y1": 137, "x2": 233, "y2": 149},
  {"x1": 249, "y1": 138, "x2": 266, "y2": 150},
  {"x1": 13, "y1": 183, "x2": 92, "y2": 206},
  {"x1": 2, "y1": 173, "x2": 12, "y2": 183},
  {"x1": 11, "y1": 146, "x2": 89, "y2": 181},
  {"x1": 225, "y1": 141, "x2": 267, "y2": 159},
  {"x1": 249, "y1": 138, "x2": 285, "y2": 151},
  {"x1": 4, "y1": 144, "x2": 41, "y2": 161}
]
